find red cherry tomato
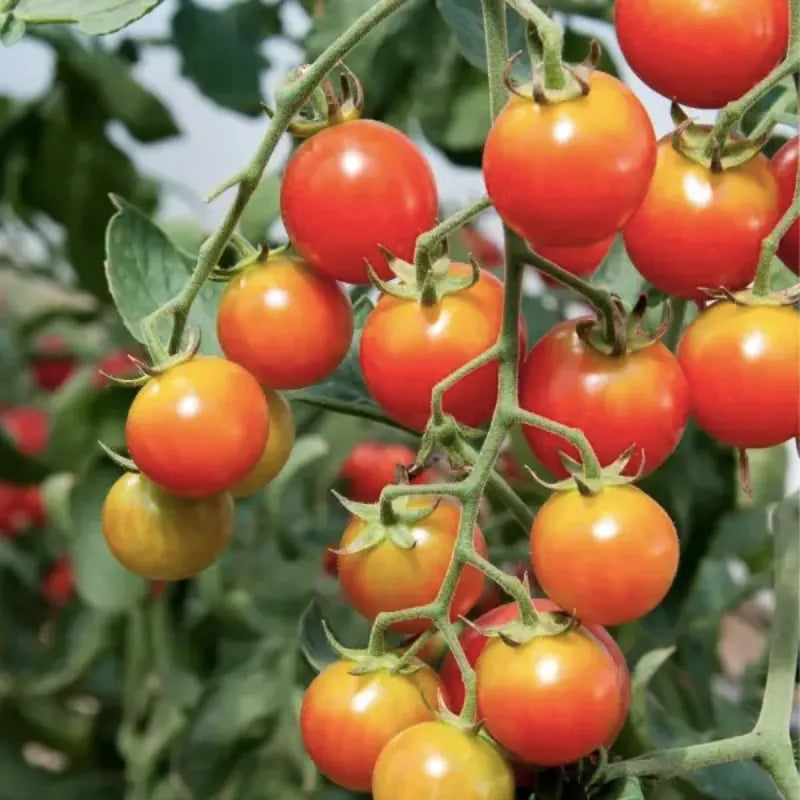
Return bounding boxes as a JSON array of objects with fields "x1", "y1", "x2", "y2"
[
  {"x1": 94, "y1": 349, "x2": 142, "y2": 389},
  {"x1": 126, "y1": 357, "x2": 269, "y2": 497},
  {"x1": 1, "y1": 406, "x2": 49, "y2": 455},
  {"x1": 360, "y1": 265, "x2": 513, "y2": 432},
  {"x1": 615, "y1": 0, "x2": 789, "y2": 109},
  {"x1": 340, "y1": 442, "x2": 432, "y2": 503},
  {"x1": 624, "y1": 136, "x2": 780, "y2": 299},
  {"x1": 300, "y1": 659, "x2": 443, "y2": 792},
  {"x1": 459, "y1": 225, "x2": 504, "y2": 268},
  {"x1": 42, "y1": 555, "x2": 74, "y2": 607},
  {"x1": 30, "y1": 334, "x2": 77, "y2": 392},
  {"x1": 439, "y1": 600, "x2": 630, "y2": 739},
  {"x1": 337, "y1": 498, "x2": 487, "y2": 635},
  {"x1": 322, "y1": 546, "x2": 339, "y2": 578},
  {"x1": 281, "y1": 119, "x2": 438, "y2": 284},
  {"x1": 476, "y1": 622, "x2": 627, "y2": 766},
  {"x1": 677, "y1": 302, "x2": 800, "y2": 448},
  {"x1": 217, "y1": 255, "x2": 353, "y2": 389},
  {"x1": 372, "y1": 721, "x2": 515, "y2": 800},
  {"x1": 519, "y1": 320, "x2": 689, "y2": 478},
  {"x1": 531, "y1": 485, "x2": 679, "y2": 626},
  {"x1": 771, "y1": 137, "x2": 799, "y2": 274},
  {"x1": 535, "y1": 236, "x2": 615, "y2": 286},
  {"x1": 483, "y1": 72, "x2": 655, "y2": 248}
]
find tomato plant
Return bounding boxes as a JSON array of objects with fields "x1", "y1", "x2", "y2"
[
  {"x1": 339, "y1": 442, "x2": 431, "y2": 503},
  {"x1": 771, "y1": 136, "x2": 799, "y2": 274}
]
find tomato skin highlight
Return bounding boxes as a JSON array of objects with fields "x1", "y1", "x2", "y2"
[
  {"x1": 217, "y1": 255, "x2": 353, "y2": 389},
  {"x1": 300, "y1": 659, "x2": 443, "y2": 793},
  {"x1": 340, "y1": 442, "x2": 431, "y2": 503},
  {"x1": 531, "y1": 485, "x2": 679, "y2": 626},
  {"x1": 677, "y1": 302, "x2": 800, "y2": 449},
  {"x1": 624, "y1": 137, "x2": 780, "y2": 300},
  {"x1": 483, "y1": 72, "x2": 655, "y2": 248},
  {"x1": 535, "y1": 236, "x2": 615, "y2": 286},
  {"x1": 102, "y1": 472, "x2": 233, "y2": 580},
  {"x1": 520, "y1": 320, "x2": 689, "y2": 478},
  {"x1": 615, "y1": 0, "x2": 789, "y2": 110},
  {"x1": 372, "y1": 720, "x2": 515, "y2": 800},
  {"x1": 360, "y1": 265, "x2": 512, "y2": 432},
  {"x1": 338, "y1": 498, "x2": 487, "y2": 635},
  {"x1": 771, "y1": 137, "x2": 799, "y2": 274},
  {"x1": 281, "y1": 119, "x2": 438, "y2": 284},
  {"x1": 126, "y1": 357, "x2": 269, "y2": 498},
  {"x1": 476, "y1": 626, "x2": 625, "y2": 766}
]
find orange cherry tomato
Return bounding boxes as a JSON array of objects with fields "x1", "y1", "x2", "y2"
[
  {"x1": 340, "y1": 442, "x2": 432, "y2": 503},
  {"x1": 535, "y1": 236, "x2": 615, "y2": 286},
  {"x1": 624, "y1": 136, "x2": 780, "y2": 299},
  {"x1": 677, "y1": 302, "x2": 800, "y2": 448},
  {"x1": 217, "y1": 255, "x2": 353, "y2": 389},
  {"x1": 300, "y1": 659, "x2": 443, "y2": 793},
  {"x1": 337, "y1": 498, "x2": 487, "y2": 635},
  {"x1": 126, "y1": 357, "x2": 268, "y2": 497},
  {"x1": 483, "y1": 72, "x2": 655, "y2": 248},
  {"x1": 771, "y1": 136, "x2": 799, "y2": 274}
]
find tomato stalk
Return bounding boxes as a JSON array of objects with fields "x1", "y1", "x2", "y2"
[{"x1": 506, "y1": 0, "x2": 567, "y2": 91}]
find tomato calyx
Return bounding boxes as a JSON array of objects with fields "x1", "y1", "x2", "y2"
[
  {"x1": 703, "y1": 284, "x2": 800, "y2": 309},
  {"x1": 475, "y1": 610, "x2": 575, "y2": 647}
]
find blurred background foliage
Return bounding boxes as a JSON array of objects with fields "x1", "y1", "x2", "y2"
[{"x1": 0, "y1": 1, "x2": 797, "y2": 798}]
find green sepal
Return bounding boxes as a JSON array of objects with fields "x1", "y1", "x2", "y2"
[
  {"x1": 483, "y1": 613, "x2": 574, "y2": 646},
  {"x1": 331, "y1": 489, "x2": 380, "y2": 522},
  {"x1": 670, "y1": 113, "x2": 769, "y2": 171}
]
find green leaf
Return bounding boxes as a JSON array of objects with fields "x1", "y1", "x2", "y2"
[
  {"x1": 299, "y1": 600, "x2": 338, "y2": 673},
  {"x1": 172, "y1": 0, "x2": 281, "y2": 116},
  {"x1": 104, "y1": 197, "x2": 224, "y2": 354},
  {"x1": 590, "y1": 236, "x2": 646, "y2": 309},
  {"x1": 0, "y1": 538, "x2": 38, "y2": 588},
  {"x1": 0, "y1": 12, "x2": 25, "y2": 45},
  {"x1": 0, "y1": 426, "x2": 49, "y2": 484},
  {"x1": 595, "y1": 777, "x2": 645, "y2": 800},
  {"x1": 629, "y1": 646, "x2": 675, "y2": 748},
  {"x1": 11, "y1": 0, "x2": 163, "y2": 34}
]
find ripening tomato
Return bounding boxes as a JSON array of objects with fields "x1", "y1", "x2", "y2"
[
  {"x1": 31, "y1": 334, "x2": 77, "y2": 392},
  {"x1": 624, "y1": 137, "x2": 780, "y2": 299},
  {"x1": 439, "y1": 600, "x2": 630, "y2": 738},
  {"x1": 476, "y1": 626, "x2": 626, "y2": 766},
  {"x1": 677, "y1": 302, "x2": 800, "y2": 448},
  {"x1": 126, "y1": 357, "x2": 268, "y2": 497},
  {"x1": 372, "y1": 721, "x2": 515, "y2": 800},
  {"x1": 360, "y1": 265, "x2": 511, "y2": 432},
  {"x1": 535, "y1": 236, "x2": 615, "y2": 286},
  {"x1": 230, "y1": 389, "x2": 295, "y2": 498},
  {"x1": 41, "y1": 555, "x2": 74, "y2": 607},
  {"x1": 771, "y1": 137, "x2": 799, "y2": 274},
  {"x1": 340, "y1": 442, "x2": 431, "y2": 503},
  {"x1": 281, "y1": 119, "x2": 438, "y2": 284},
  {"x1": 338, "y1": 497, "x2": 487, "y2": 635},
  {"x1": 520, "y1": 320, "x2": 689, "y2": 477},
  {"x1": 217, "y1": 255, "x2": 353, "y2": 388},
  {"x1": 483, "y1": 72, "x2": 655, "y2": 248},
  {"x1": 102, "y1": 472, "x2": 233, "y2": 580},
  {"x1": 301, "y1": 659, "x2": 443, "y2": 792},
  {"x1": 94, "y1": 349, "x2": 142, "y2": 389},
  {"x1": 531, "y1": 485, "x2": 679, "y2": 626},
  {"x1": 615, "y1": 0, "x2": 789, "y2": 109}
]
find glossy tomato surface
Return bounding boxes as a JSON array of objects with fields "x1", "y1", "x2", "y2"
[
  {"x1": 126, "y1": 357, "x2": 268, "y2": 497},
  {"x1": 772, "y1": 137, "x2": 799, "y2": 274},
  {"x1": 483, "y1": 72, "x2": 655, "y2": 248},
  {"x1": 340, "y1": 442, "x2": 431, "y2": 503},
  {"x1": 372, "y1": 721, "x2": 515, "y2": 800},
  {"x1": 439, "y1": 600, "x2": 630, "y2": 737},
  {"x1": 476, "y1": 626, "x2": 625, "y2": 765},
  {"x1": 520, "y1": 320, "x2": 689, "y2": 477},
  {"x1": 535, "y1": 236, "x2": 615, "y2": 286},
  {"x1": 217, "y1": 255, "x2": 353, "y2": 389},
  {"x1": 677, "y1": 302, "x2": 800, "y2": 448},
  {"x1": 281, "y1": 119, "x2": 438, "y2": 284},
  {"x1": 102, "y1": 472, "x2": 233, "y2": 580},
  {"x1": 338, "y1": 497, "x2": 487, "y2": 635},
  {"x1": 624, "y1": 137, "x2": 780, "y2": 299},
  {"x1": 300, "y1": 659, "x2": 442, "y2": 792},
  {"x1": 360, "y1": 265, "x2": 510, "y2": 432},
  {"x1": 230, "y1": 389, "x2": 295, "y2": 498},
  {"x1": 531, "y1": 485, "x2": 679, "y2": 626},
  {"x1": 615, "y1": 0, "x2": 789, "y2": 109}
]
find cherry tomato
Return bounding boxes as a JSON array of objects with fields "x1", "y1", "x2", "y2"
[
  {"x1": 624, "y1": 137, "x2": 780, "y2": 299},
  {"x1": 360, "y1": 265, "x2": 511, "y2": 432},
  {"x1": 439, "y1": 600, "x2": 630, "y2": 738},
  {"x1": 217, "y1": 255, "x2": 353, "y2": 388},
  {"x1": 42, "y1": 555, "x2": 74, "y2": 607},
  {"x1": 340, "y1": 442, "x2": 432, "y2": 503},
  {"x1": 535, "y1": 236, "x2": 615, "y2": 286},
  {"x1": 126, "y1": 357, "x2": 268, "y2": 497},
  {"x1": 520, "y1": 320, "x2": 689, "y2": 478},
  {"x1": 31, "y1": 334, "x2": 77, "y2": 392},
  {"x1": 300, "y1": 659, "x2": 443, "y2": 792},
  {"x1": 1, "y1": 406, "x2": 49, "y2": 455},
  {"x1": 94, "y1": 349, "x2": 142, "y2": 389},
  {"x1": 102, "y1": 472, "x2": 233, "y2": 580},
  {"x1": 281, "y1": 119, "x2": 438, "y2": 284},
  {"x1": 531, "y1": 485, "x2": 679, "y2": 626},
  {"x1": 338, "y1": 497, "x2": 487, "y2": 635},
  {"x1": 322, "y1": 546, "x2": 339, "y2": 578},
  {"x1": 476, "y1": 625, "x2": 626, "y2": 766},
  {"x1": 372, "y1": 721, "x2": 515, "y2": 800},
  {"x1": 229, "y1": 389, "x2": 295, "y2": 498},
  {"x1": 483, "y1": 72, "x2": 655, "y2": 248},
  {"x1": 459, "y1": 225, "x2": 504, "y2": 268},
  {"x1": 677, "y1": 302, "x2": 800, "y2": 448},
  {"x1": 615, "y1": 0, "x2": 789, "y2": 109},
  {"x1": 771, "y1": 137, "x2": 799, "y2": 274}
]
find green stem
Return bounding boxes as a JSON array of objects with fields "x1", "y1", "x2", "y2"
[
  {"x1": 749, "y1": 88, "x2": 796, "y2": 139},
  {"x1": 664, "y1": 297, "x2": 688, "y2": 352},
  {"x1": 430, "y1": 345, "x2": 500, "y2": 422},
  {"x1": 505, "y1": 0, "x2": 566, "y2": 90}
]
